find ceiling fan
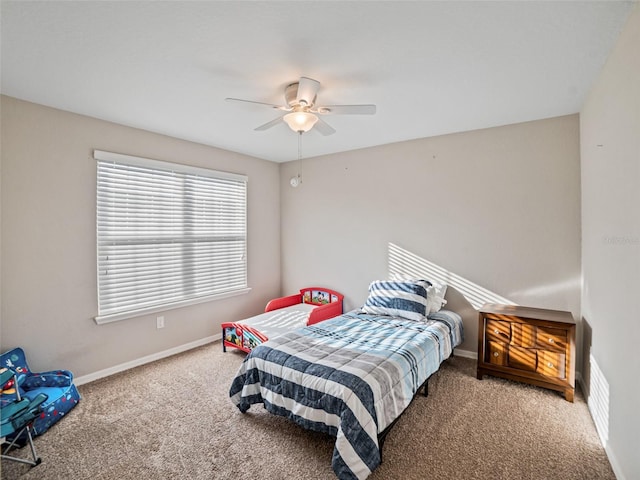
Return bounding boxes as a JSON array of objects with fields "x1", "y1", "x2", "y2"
[{"x1": 225, "y1": 77, "x2": 376, "y2": 136}]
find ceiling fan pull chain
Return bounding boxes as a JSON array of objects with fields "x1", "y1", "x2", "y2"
[
  {"x1": 298, "y1": 131, "x2": 303, "y2": 184},
  {"x1": 289, "y1": 132, "x2": 303, "y2": 188}
]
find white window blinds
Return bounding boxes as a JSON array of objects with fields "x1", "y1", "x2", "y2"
[{"x1": 94, "y1": 150, "x2": 248, "y2": 323}]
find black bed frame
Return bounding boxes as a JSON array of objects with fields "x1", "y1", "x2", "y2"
[
  {"x1": 377, "y1": 374, "x2": 429, "y2": 458},
  {"x1": 377, "y1": 351, "x2": 454, "y2": 460}
]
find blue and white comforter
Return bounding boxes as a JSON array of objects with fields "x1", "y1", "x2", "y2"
[{"x1": 229, "y1": 310, "x2": 463, "y2": 480}]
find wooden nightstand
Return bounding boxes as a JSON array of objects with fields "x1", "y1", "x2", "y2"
[{"x1": 477, "y1": 303, "x2": 576, "y2": 402}]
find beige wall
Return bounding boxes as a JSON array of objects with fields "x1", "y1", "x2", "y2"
[
  {"x1": 580, "y1": 4, "x2": 639, "y2": 479},
  {"x1": 280, "y1": 115, "x2": 582, "y2": 356},
  {"x1": 0, "y1": 95, "x2": 281, "y2": 377},
  {"x1": 1, "y1": 97, "x2": 583, "y2": 395}
]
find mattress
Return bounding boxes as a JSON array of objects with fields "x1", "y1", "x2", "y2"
[{"x1": 234, "y1": 303, "x2": 317, "y2": 339}]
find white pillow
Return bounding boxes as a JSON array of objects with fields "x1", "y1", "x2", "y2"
[{"x1": 428, "y1": 280, "x2": 447, "y2": 314}]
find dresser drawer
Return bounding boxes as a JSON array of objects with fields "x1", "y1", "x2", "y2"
[
  {"x1": 507, "y1": 345, "x2": 537, "y2": 371},
  {"x1": 487, "y1": 341, "x2": 508, "y2": 366},
  {"x1": 510, "y1": 323, "x2": 536, "y2": 348},
  {"x1": 486, "y1": 319, "x2": 511, "y2": 344},
  {"x1": 537, "y1": 351, "x2": 566, "y2": 379},
  {"x1": 536, "y1": 327, "x2": 567, "y2": 352}
]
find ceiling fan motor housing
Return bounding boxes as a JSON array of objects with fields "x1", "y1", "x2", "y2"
[{"x1": 285, "y1": 82, "x2": 316, "y2": 108}]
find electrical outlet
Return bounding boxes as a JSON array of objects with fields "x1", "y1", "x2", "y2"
[{"x1": 156, "y1": 316, "x2": 165, "y2": 329}]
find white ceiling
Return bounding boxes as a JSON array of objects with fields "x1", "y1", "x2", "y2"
[{"x1": 1, "y1": 1, "x2": 635, "y2": 162}]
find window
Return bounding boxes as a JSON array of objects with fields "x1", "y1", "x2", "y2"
[{"x1": 94, "y1": 150, "x2": 248, "y2": 324}]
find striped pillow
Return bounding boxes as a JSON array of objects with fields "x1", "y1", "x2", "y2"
[
  {"x1": 361, "y1": 280, "x2": 428, "y2": 321},
  {"x1": 390, "y1": 273, "x2": 448, "y2": 314}
]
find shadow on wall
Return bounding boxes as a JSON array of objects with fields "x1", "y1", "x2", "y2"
[
  {"x1": 582, "y1": 317, "x2": 610, "y2": 448},
  {"x1": 387, "y1": 242, "x2": 517, "y2": 353}
]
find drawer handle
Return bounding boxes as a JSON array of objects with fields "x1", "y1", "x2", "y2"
[
  {"x1": 493, "y1": 352, "x2": 499, "y2": 357},
  {"x1": 547, "y1": 362, "x2": 554, "y2": 368},
  {"x1": 548, "y1": 338, "x2": 555, "y2": 343}
]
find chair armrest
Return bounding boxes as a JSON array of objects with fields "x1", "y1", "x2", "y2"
[
  {"x1": 265, "y1": 294, "x2": 301, "y2": 312},
  {"x1": 22, "y1": 370, "x2": 73, "y2": 389},
  {"x1": 0, "y1": 368, "x2": 14, "y2": 386},
  {"x1": 307, "y1": 301, "x2": 343, "y2": 326},
  {"x1": 1, "y1": 398, "x2": 30, "y2": 421},
  {"x1": 7, "y1": 393, "x2": 48, "y2": 432}
]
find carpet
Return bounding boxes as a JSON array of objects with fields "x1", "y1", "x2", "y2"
[{"x1": 0, "y1": 343, "x2": 614, "y2": 480}]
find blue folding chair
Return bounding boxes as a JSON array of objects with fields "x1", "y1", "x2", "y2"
[
  {"x1": 1, "y1": 347, "x2": 81, "y2": 442},
  {"x1": 1, "y1": 368, "x2": 47, "y2": 467}
]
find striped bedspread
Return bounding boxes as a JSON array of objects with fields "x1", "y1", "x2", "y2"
[{"x1": 229, "y1": 310, "x2": 463, "y2": 480}]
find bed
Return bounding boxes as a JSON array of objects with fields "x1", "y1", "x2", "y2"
[
  {"x1": 222, "y1": 287, "x2": 344, "y2": 353},
  {"x1": 229, "y1": 279, "x2": 463, "y2": 480}
]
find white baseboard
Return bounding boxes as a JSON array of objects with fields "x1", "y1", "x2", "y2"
[
  {"x1": 605, "y1": 443, "x2": 626, "y2": 480},
  {"x1": 453, "y1": 348, "x2": 476, "y2": 359},
  {"x1": 75, "y1": 333, "x2": 221, "y2": 386},
  {"x1": 75, "y1": 344, "x2": 474, "y2": 386}
]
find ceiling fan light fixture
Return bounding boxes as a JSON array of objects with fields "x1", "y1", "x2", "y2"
[{"x1": 283, "y1": 111, "x2": 318, "y2": 133}]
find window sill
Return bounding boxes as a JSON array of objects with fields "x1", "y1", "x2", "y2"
[{"x1": 94, "y1": 287, "x2": 252, "y2": 325}]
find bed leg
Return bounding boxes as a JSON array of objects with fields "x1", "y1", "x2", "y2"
[
  {"x1": 423, "y1": 381, "x2": 428, "y2": 397},
  {"x1": 378, "y1": 431, "x2": 390, "y2": 464},
  {"x1": 222, "y1": 328, "x2": 226, "y2": 352}
]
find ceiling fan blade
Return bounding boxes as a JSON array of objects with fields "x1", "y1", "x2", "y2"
[
  {"x1": 315, "y1": 104, "x2": 376, "y2": 115},
  {"x1": 226, "y1": 98, "x2": 289, "y2": 111},
  {"x1": 296, "y1": 77, "x2": 320, "y2": 107},
  {"x1": 314, "y1": 117, "x2": 336, "y2": 136},
  {"x1": 254, "y1": 116, "x2": 284, "y2": 131}
]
